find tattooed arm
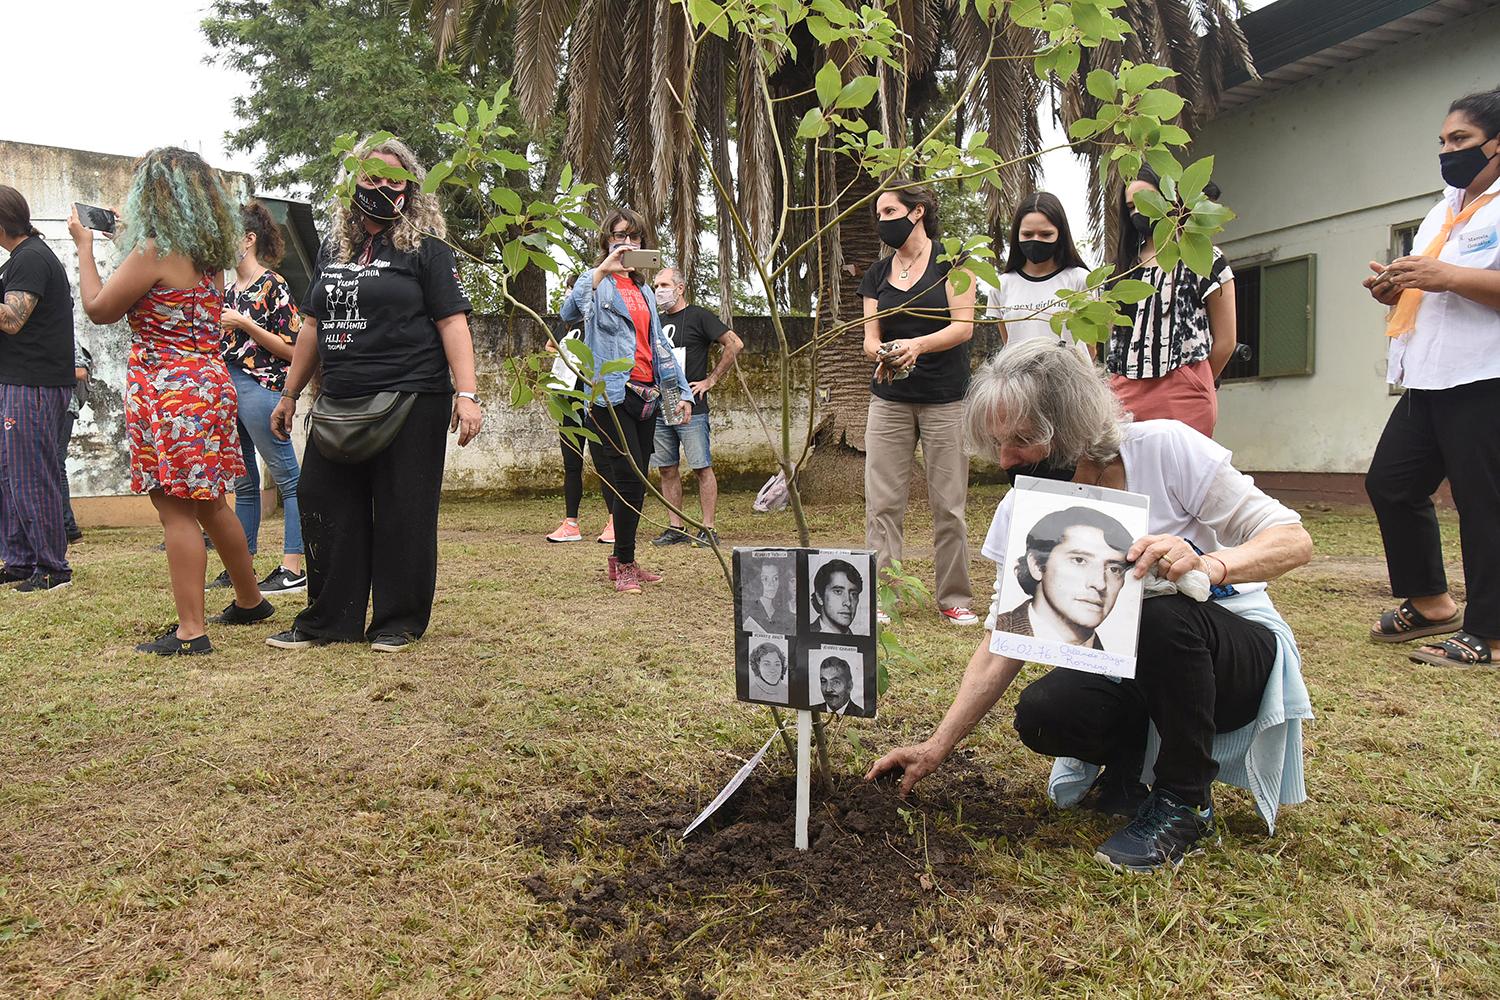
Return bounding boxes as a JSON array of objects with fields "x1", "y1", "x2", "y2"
[{"x1": 0, "y1": 290, "x2": 38, "y2": 335}]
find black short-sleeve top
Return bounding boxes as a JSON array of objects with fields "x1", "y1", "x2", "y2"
[{"x1": 857, "y1": 251, "x2": 969, "y2": 404}]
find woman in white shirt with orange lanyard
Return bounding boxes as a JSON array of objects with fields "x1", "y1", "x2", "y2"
[{"x1": 1364, "y1": 86, "x2": 1500, "y2": 667}]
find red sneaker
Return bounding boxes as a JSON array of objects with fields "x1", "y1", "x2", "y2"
[
  {"x1": 634, "y1": 563, "x2": 663, "y2": 584},
  {"x1": 940, "y1": 607, "x2": 980, "y2": 626},
  {"x1": 547, "y1": 518, "x2": 583, "y2": 543},
  {"x1": 597, "y1": 516, "x2": 615, "y2": 545},
  {"x1": 615, "y1": 561, "x2": 642, "y2": 594}
]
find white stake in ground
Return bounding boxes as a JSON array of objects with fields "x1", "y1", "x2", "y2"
[{"x1": 795, "y1": 709, "x2": 811, "y2": 850}]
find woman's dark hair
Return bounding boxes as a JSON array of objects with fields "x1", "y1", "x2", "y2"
[
  {"x1": 1449, "y1": 86, "x2": 1500, "y2": 137},
  {"x1": 598, "y1": 206, "x2": 650, "y2": 258},
  {"x1": 0, "y1": 186, "x2": 41, "y2": 240},
  {"x1": 1113, "y1": 166, "x2": 1223, "y2": 275},
  {"x1": 1004, "y1": 191, "x2": 1089, "y2": 274},
  {"x1": 240, "y1": 200, "x2": 285, "y2": 266},
  {"x1": 872, "y1": 179, "x2": 941, "y2": 238}
]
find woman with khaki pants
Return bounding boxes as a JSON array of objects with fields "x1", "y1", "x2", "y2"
[{"x1": 859, "y1": 181, "x2": 978, "y2": 626}]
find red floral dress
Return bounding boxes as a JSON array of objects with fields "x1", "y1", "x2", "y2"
[{"x1": 125, "y1": 275, "x2": 246, "y2": 499}]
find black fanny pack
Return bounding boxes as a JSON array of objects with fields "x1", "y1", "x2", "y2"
[
  {"x1": 307, "y1": 391, "x2": 417, "y2": 464},
  {"x1": 623, "y1": 379, "x2": 659, "y2": 421}
]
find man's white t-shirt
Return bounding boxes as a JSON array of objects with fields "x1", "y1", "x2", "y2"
[
  {"x1": 984, "y1": 266, "x2": 1092, "y2": 352},
  {"x1": 1388, "y1": 175, "x2": 1500, "y2": 390}
]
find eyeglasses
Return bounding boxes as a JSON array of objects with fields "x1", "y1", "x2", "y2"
[{"x1": 610, "y1": 228, "x2": 639, "y2": 239}]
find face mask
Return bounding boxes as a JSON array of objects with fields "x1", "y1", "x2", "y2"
[
  {"x1": 1017, "y1": 239, "x2": 1058, "y2": 264},
  {"x1": 878, "y1": 214, "x2": 917, "y2": 249},
  {"x1": 352, "y1": 183, "x2": 408, "y2": 222},
  {"x1": 654, "y1": 287, "x2": 677, "y2": 308},
  {"x1": 1129, "y1": 211, "x2": 1154, "y2": 238},
  {"x1": 1439, "y1": 137, "x2": 1498, "y2": 189}
]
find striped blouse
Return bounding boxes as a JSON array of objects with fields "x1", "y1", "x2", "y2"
[{"x1": 1108, "y1": 249, "x2": 1232, "y2": 380}]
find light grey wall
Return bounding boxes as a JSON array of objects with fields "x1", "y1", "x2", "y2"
[{"x1": 1194, "y1": 6, "x2": 1500, "y2": 473}]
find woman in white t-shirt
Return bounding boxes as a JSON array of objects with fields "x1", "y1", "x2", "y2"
[
  {"x1": 1363, "y1": 87, "x2": 1500, "y2": 668},
  {"x1": 986, "y1": 192, "x2": 1093, "y2": 355},
  {"x1": 867, "y1": 340, "x2": 1314, "y2": 872},
  {"x1": 984, "y1": 192, "x2": 1093, "y2": 483}
]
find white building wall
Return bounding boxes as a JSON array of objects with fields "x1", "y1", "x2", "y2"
[{"x1": 1193, "y1": 5, "x2": 1500, "y2": 473}]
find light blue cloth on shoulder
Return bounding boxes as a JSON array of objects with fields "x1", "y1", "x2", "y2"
[{"x1": 1047, "y1": 587, "x2": 1313, "y2": 834}]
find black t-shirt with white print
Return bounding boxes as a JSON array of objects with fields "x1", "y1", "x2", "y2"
[
  {"x1": 660, "y1": 303, "x2": 729, "y2": 415},
  {"x1": 303, "y1": 231, "x2": 471, "y2": 398},
  {"x1": 1108, "y1": 248, "x2": 1232, "y2": 380}
]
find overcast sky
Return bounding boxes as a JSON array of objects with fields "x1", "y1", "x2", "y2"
[{"x1": 6, "y1": 0, "x2": 1281, "y2": 240}]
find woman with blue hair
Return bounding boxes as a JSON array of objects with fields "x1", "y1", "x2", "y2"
[{"x1": 70, "y1": 148, "x2": 270, "y2": 655}]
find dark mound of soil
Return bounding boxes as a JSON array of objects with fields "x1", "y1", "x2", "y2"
[{"x1": 520, "y1": 756, "x2": 1037, "y2": 993}]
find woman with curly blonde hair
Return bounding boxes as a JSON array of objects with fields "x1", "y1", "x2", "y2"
[
  {"x1": 70, "y1": 147, "x2": 270, "y2": 655},
  {"x1": 266, "y1": 135, "x2": 482, "y2": 653}
]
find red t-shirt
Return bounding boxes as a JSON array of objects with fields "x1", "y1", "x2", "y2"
[{"x1": 612, "y1": 275, "x2": 654, "y2": 383}]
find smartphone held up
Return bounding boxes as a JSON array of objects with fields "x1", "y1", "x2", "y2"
[{"x1": 74, "y1": 203, "x2": 117, "y2": 235}]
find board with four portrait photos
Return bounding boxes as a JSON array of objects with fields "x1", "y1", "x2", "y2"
[{"x1": 732, "y1": 547, "x2": 879, "y2": 718}]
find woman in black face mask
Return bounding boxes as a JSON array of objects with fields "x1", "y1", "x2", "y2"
[
  {"x1": 986, "y1": 191, "x2": 1093, "y2": 357},
  {"x1": 1363, "y1": 86, "x2": 1500, "y2": 669},
  {"x1": 858, "y1": 181, "x2": 980, "y2": 628},
  {"x1": 1106, "y1": 166, "x2": 1237, "y2": 438}
]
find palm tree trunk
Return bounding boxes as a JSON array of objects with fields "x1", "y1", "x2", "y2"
[{"x1": 814, "y1": 154, "x2": 881, "y2": 452}]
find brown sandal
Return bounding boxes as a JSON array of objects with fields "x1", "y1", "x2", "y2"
[
  {"x1": 1409, "y1": 630, "x2": 1495, "y2": 668},
  {"x1": 1370, "y1": 599, "x2": 1462, "y2": 643}
]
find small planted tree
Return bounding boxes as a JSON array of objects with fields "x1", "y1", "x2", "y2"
[{"x1": 336, "y1": 0, "x2": 1240, "y2": 785}]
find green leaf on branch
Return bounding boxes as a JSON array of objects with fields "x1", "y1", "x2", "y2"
[
  {"x1": 1069, "y1": 117, "x2": 1102, "y2": 140},
  {"x1": 600, "y1": 358, "x2": 636, "y2": 376},
  {"x1": 492, "y1": 150, "x2": 530, "y2": 172},
  {"x1": 1135, "y1": 88, "x2": 1186, "y2": 120},
  {"x1": 1109, "y1": 279, "x2": 1156, "y2": 304},
  {"x1": 1144, "y1": 148, "x2": 1182, "y2": 182},
  {"x1": 1054, "y1": 42, "x2": 1081, "y2": 81},
  {"x1": 491, "y1": 187, "x2": 522, "y2": 214},
  {"x1": 501, "y1": 238, "x2": 528, "y2": 277},
  {"x1": 834, "y1": 75, "x2": 880, "y2": 110},
  {"x1": 796, "y1": 108, "x2": 829, "y2": 139},
  {"x1": 805, "y1": 15, "x2": 838, "y2": 43},
  {"x1": 453, "y1": 103, "x2": 469, "y2": 127},
  {"x1": 1086, "y1": 70, "x2": 1117, "y2": 102},
  {"x1": 1179, "y1": 155, "x2": 1215, "y2": 199},
  {"x1": 815, "y1": 59, "x2": 842, "y2": 107},
  {"x1": 1133, "y1": 187, "x2": 1171, "y2": 219},
  {"x1": 1120, "y1": 62, "x2": 1176, "y2": 93},
  {"x1": 1179, "y1": 232, "x2": 1214, "y2": 276}
]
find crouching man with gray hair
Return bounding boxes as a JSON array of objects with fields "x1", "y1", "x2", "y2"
[
  {"x1": 868, "y1": 339, "x2": 1315, "y2": 872},
  {"x1": 649, "y1": 267, "x2": 743, "y2": 547}
]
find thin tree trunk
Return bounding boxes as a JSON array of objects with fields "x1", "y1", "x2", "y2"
[{"x1": 815, "y1": 154, "x2": 881, "y2": 451}]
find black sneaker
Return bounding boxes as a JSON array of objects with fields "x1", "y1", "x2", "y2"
[
  {"x1": 1095, "y1": 788, "x2": 1217, "y2": 872},
  {"x1": 258, "y1": 566, "x2": 308, "y2": 594},
  {"x1": 2, "y1": 566, "x2": 33, "y2": 586},
  {"x1": 370, "y1": 634, "x2": 413, "y2": 653},
  {"x1": 135, "y1": 627, "x2": 213, "y2": 656},
  {"x1": 693, "y1": 527, "x2": 720, "y2": 548},
  {"x1": 1085, "y1": 772, "x2": 1151, "y2": 818},
  {"x1": 205, "y1": 569, "x2": 232, "y2": 590},
  {"x1": 651, "y1": 527, "x2": 692, "y2": 546},
  {"x1": 265, "y1": 628, "x2": 329, "y2": 650},
  {"x1": 67, "y1": 529, "x2": 84, "y2": 543},
  {"x1": 209, "y1": 598, "x2": 276, "y2": 625},
  {"x1": 15, "y1": 572, "x2": 72, "y2": 593}
]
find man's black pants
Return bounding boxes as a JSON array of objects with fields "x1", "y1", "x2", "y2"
[
  {"x1": 295, "y1": 392, "x2": 450, "y2": 642},
  {"x1": 1366, "y1": 379, "x2": 1500, "y2": 638},
  {"x1": 1012, "y1": 595, "x2": 1276, "y2": 807},
  {"x1": 587, "y1": 402, "x2": 654, "y2": 564}
]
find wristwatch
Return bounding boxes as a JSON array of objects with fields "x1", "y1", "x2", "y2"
[{"x1": 456, "y1": 391, "x2": 482, "y2": 406}]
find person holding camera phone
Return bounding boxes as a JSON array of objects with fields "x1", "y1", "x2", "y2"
[
  {"x1": 560, "y1": 208, "x2": 693, "y2": 594},
  {"x1": 860, "y1": 180, "x2": 979, "y2": 627},
  {"x1": 0, "y1": 185, "x2": 76, "y2": 592},
  {"x1": 69, "y1": 149, "x2": 270, "y2": 653}
]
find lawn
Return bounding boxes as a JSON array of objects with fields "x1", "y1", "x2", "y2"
[{"x1": 1, "y1": 485, "x2": 1497, "y2": 998}]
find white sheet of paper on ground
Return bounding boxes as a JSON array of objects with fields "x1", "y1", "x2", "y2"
[{"x1": 682, "y1": 726, "x2": 782, "y2": 839}]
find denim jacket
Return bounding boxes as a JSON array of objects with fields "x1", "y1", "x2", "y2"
[{"x1": 560, "y1": 269, "x2": 694, "y2": 407}]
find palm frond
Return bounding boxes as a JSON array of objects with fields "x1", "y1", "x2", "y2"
[
  {"x1": 563, "y1": 0, "x2": 624, "y2": 191},
  {"x1": 513, "y1": 0, "x2": 578, "y2": 131}
]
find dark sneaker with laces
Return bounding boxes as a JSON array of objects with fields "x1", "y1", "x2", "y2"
[
  {"x1": 258, "y1": 566, "x2": 308, "y2": 594},
  {"x1": 209, "y1": 598, "x2": 276, "y2": 625},
  {"x1": 16, "y1": 572, "x2": 72, "y2": 593},
  {"x1": 135, "y1": 627, "x2": 213, "y2": 656},
  {"x1": 651, "y1": 527, "x2": 693, "y2": 546},
  {"x1": 1095, "y1": 788, "x2": 1217, "y2": 872},
  {"x1": 370, "y1": 634, "x2": 413, "y2": 653},
  {"x1": 266, "y1": 628, "x2": 330, "y2": 650},
  {"x1": 3, "y1": 565, "x2": 35, "y2": 586},
  {"x1": 205, "y1": 569, "x2": 232, "y2": 590},
  {"x1": 694, "y1": 527, "x2": 720, "y2": 548}
]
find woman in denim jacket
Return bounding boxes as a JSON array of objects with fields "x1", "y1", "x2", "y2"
[{"x1": 561, "y1": 208, "x2": 693, "y2": 593}]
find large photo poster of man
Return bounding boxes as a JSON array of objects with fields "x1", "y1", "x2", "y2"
[
  {"x1": 804, "y1": 550, "x2": 874, "y2": 637},
  {"x1": 989, "y1": 480, "x2": 1150, "y2": 679}
]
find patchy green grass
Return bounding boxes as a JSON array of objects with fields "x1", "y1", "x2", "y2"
[{"x1": 0, "y1": 488, "x2": 1496, "y2": 998}]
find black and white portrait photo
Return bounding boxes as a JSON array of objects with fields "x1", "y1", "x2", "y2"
[
  {"x1": 737, "y1": 550, "x2": 796, "y2": 636},
  {"x1": 742, "y1": 635, "x2": 790, "y2": 705},
  {"x1": 986, "y1": 481, "x2": 1149, "y2": 679},
  {"x1": 805, "y1": 551, "x2": 873, "y2": 637},
  {"x1": 806, "y1": 645, "x2": 874, "y2": 718}
]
